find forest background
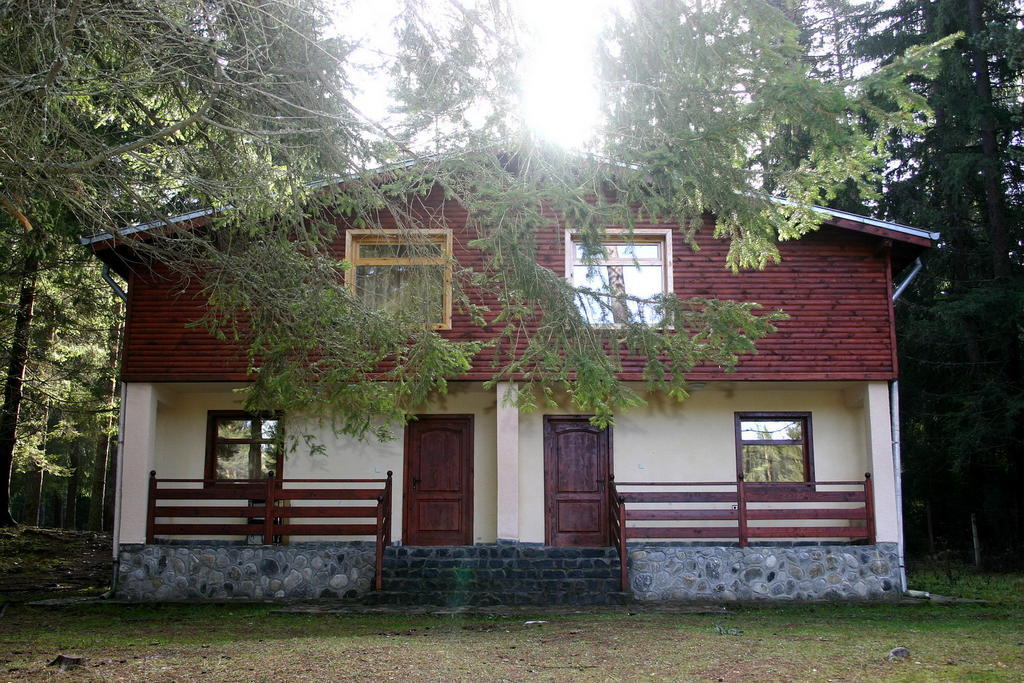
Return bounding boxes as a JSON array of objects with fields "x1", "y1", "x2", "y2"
[{"x1": 0, "y1": 0, "x2": 1020, "y2": 566}]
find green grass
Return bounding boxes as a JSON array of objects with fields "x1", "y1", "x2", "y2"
[
  {"x1": 2, "y1": 530, "x2": 1018, "y2": 679},
  {"x1": 907, "y1": 565, "x2": 1024, "y2": 604},
  {"x1": 2, "y1": 576, "x2": 1023, "y2": 681}
]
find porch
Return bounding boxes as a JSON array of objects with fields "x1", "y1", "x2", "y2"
[
  {"x1": 140, "y1": 469, "x2": 878, "y2": 599},
  {"x1": 117, "y1": 380, "x2": 903, "y2": 601}
]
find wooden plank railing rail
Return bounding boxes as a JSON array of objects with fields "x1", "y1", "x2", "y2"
[
  {"x1": 612, "y1": 473, "x2": 875, "y2": 549},
  {"x1": 146, "y1": 470, "x2": 394, "y2": 590},
  {"x1": 607, "y1": 476, "x2": 628, "y2": 591}
]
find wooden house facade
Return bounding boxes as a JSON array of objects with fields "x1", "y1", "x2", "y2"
[{"x1": 87, "y1": 188, "x2": 936, "y2": 603}]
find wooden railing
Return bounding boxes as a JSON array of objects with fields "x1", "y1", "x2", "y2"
[
  {"x1": 607, "y1": 474, "x2": 875, "y2": 590},
  {"x1": 146, "y1": 470, "x2": 394, "y2": 590},
  {"x1": 608, "y1": 476, "x2": 628, "y2": 593}
]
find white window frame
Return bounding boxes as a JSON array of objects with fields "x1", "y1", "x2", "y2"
[{"x1": 564, "y1": 228, "x2": 674, "y2": 326}]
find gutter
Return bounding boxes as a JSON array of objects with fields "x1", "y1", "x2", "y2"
[{"x1": 771, "y1": 197, "x2": 941, "y2": 242}]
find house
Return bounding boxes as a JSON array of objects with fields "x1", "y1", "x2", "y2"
[{"x1": 85, "y1": 182, "x2": 937, "y2": 603}]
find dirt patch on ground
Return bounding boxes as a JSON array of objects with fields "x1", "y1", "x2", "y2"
[{"x1": 0, "y1": 527, "x2": 111, "y2": 601}]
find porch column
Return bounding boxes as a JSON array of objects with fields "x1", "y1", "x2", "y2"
[
  {"x1": 117, "y1": 382, "x2": 158, "y2": 545},
  {"x1": 495, "y1": 382, "x2": 519, "y2": 542},
  {"x1": 865, "y1": 381, "x2": 898, "y2": 543}
]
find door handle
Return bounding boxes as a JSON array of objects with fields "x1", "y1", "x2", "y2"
[{"x1": 411, "y1": 477, "x2": 420, "y2": 489}]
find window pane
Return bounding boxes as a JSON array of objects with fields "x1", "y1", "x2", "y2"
[
  {"x1": 215, "y1": 443, "x2": 279, "y2": 480},
  {"x1": 260, "y1": 443, "x2": 280, "y2": 475},
  {"x1": 359, "y1": 242, "x2": 443, "y2": 259},
  {"x1": 742, "y1": 444, "x2": 805, "y2": 482},
  {"x1": 217, "y1": 419, "x2": 254, "y2": 440},
  {"x1": 572, "y1": 263, "x2": 663, "y2": 324},
  {"x1": 575, "y1": 242, "x2": 661, "y2": 261},
  {"x1": 355, "y1": 265, "x2": 443, "y2": 323},
  {"x1": 606, "y1": 243, "x2": 660, "y2": 260},
  {"x1": 261, "y1": 419, "x2": 280, "y2": 440},
  {"x1": 740, "y1": 420, "x2": 803, "y2": 442}
]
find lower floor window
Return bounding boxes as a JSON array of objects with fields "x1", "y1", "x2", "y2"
[
  {"x1": 735, "y1": 412, "x2": 812, "y2": 482},
  {"x1": 205, "y1": 411, "x2": 282, "y2": 482}
]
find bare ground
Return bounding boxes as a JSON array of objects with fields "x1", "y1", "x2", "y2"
[{"x1": 0, "y1": 527, "x2": 111, "y2": 601}]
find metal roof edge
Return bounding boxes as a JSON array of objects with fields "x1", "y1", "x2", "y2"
[
  {"x1": 771, "y1": 197, "x2": 940, "y2": 242},
  {"x1": 80, "y1": 162, "x2": 942, "y2": 247},
  {"x1": 80, "y1": 208, "x2": 216, "y2": 246}
]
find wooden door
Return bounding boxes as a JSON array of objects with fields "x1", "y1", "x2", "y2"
[
  {"x1": 403, "y1": 415, "x2": 474, "y2": 546},
  {"x1": 544, "y1": 416, "x2": 612, "y2": 546}
]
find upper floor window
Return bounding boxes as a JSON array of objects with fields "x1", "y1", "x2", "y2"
[
  {"x1": 345, "y1": 229, "x2": 453, "y2": 329},
  {"x1": 566, "y1": 229, "x2": 672, "y2": 325},
  {"x1": 205, "y1": 411, "x2": 283, "y2": 482},
  {"x1": 735, "y1": 412, "x2": 813, "y2": 482}
]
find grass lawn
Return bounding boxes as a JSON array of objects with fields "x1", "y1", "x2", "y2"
[{"x1": 2, "y1": 575, "x2": 1023, "y2": 682}]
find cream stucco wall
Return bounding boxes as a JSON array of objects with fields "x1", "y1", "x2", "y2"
[
  {"x1": 283, "y1": 384, "x2": 497, "y2": 543},
  {"x1": 118, "y1": 379, "x2": 893, "y2": 549},
  {"x1": 131, "y1": 382, "x2": 497, "y2": 544},
  {"x1": 516, "y1": 382, "x2": 873, "y2": 544}
]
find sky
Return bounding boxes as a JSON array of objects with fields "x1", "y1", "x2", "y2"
[{"x1": 335, "y1": 0, "x2": 627, "y2": 149}]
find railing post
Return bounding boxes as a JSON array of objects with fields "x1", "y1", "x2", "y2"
[
  {"x1": 617, "y1": 493, "x2": 627, "y2": 593},
  {"x1": 736, "y1": 473, "x2": 748, "y2": 548},
  {"x1": 375, "y1": 494, "x2": 385, "y2": 592},
  {"x1": 146, "y1": 470, "x2": 157, "y2": 544},
  {"x1": 263, "y1": 470, "x2": 276, "y2": 545},
  {"x1": 864, "y1": 472, "x2": 876, "y2": 544},
  {"x1": 384, "y1": 471, "x2": 393, "y2": 546}
]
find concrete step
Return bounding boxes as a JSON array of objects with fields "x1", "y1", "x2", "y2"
[{"x1": 360, "y1": 589, "x2": 633, "y2": 607}]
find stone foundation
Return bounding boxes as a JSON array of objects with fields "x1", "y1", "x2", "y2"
[
  {"x1": 628, "y1": 543, "x2": 901, "y2": 601},
  {"x1": 115, "y1": 542, "x2": 377, "y2": 600},
  {"x1": 116, "y1": 541, "x2": 902, "y2": 602}
]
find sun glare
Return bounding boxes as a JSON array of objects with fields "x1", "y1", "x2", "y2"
[
  {"x1": 334, "y1": 0, "x2": 625, "y2": 152},
  {"x1": 517, "y1": 0, "x2": 621, "y2": 149}
]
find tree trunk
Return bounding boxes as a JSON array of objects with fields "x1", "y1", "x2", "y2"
[
  {"x1": 88, "y1": 308, "x2": 122, "y2": 531},
  {"x1": 0, "y1": 256, "x2": 39, "y2": 526},
  {"x1": 103, "y1": 434, "x2": 116, "y2": 532},
  {"x1": 966, "y1": 0, "x2": 1013, "y2": 281},
  {"x1": 87, "y1": 423, "x2": 112, "y2": 531},
  {"x1": 22, "y1": 464, "x2": 43, "y2": 526},
  {"x1": 64, "y1": 444, "x2": 81, "y2": 529}
]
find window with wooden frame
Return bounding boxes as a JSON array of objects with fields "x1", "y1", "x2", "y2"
[
  {"x1": 565, "y1": 229, "x2": 672, "y2": 325},
  {"x1": 735, "y1": 412, "x2": 813, "y2": 483},
  {"x1": 345, "y1": 229, "x2": 453, "y2": 329},
  {"x1": 205, "y1": 411, "x2": 283, "y2": 483}
]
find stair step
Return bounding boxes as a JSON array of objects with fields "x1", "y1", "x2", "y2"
[
  {"x1": 369, "y1": 545, "x2": 626, "y2": 606},
  {"x1": 359, "y1": 590, "x2": 633, "y2": 607}
]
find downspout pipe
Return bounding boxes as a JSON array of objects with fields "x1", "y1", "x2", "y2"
[
  {"x1": 100, "y1": 265, "x2": 126, "y2": 597},
  {"x1": 889, "y1": 380, "x2": 907, "y2": 592},
  {"x1": 892, "y1": 258, "x2": 923, "y2": 302},
  {"x1": 108, "y1": 381, "x2": 128, "y2": 598},
  {"x1": 889, "y1": 257, "x2": 922, "y2": 593},
  {"x1": 101, "y1": 264, "x2": 127, "y2": 303}
]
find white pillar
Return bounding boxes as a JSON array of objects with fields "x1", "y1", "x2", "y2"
[
  {"x1": 865, "y1": 381, "x2": 898, "y2": 543},
  {"x1": 117, "y1": 382, "x2": 158, "y2": 544},
  {"x1": 495, "y1": 382, "x2": 519, "y2": 542}
]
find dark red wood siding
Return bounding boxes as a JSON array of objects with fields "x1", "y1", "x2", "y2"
[{"x1": 121, "y1": 190, "x2": 898, "y2": 383}]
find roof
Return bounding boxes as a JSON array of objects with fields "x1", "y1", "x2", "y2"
[
  {"x1": 80, "y1": 199, "x2": 939, "y2": 252},
  {"x1": 80, "y1": 155, "x2": 940, "y2": 250}
]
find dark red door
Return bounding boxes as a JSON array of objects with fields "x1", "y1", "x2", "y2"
[
  {"x1": 544, "y1": 416, "x2": 612, "y2": 546},
  {"x1": 403, "y1": 415, "x2": 474, "y2": 546}
]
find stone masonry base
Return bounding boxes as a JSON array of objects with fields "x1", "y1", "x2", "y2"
[
  {"x1": 115, "y1": 543, "x2": 377, "y2": 600},
  {"x1": 116, "y1": 541, "x2": 902, "y2": 602},
  {"x1": 628, "y1": 543, "x2": 901, "y2": 601}
]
